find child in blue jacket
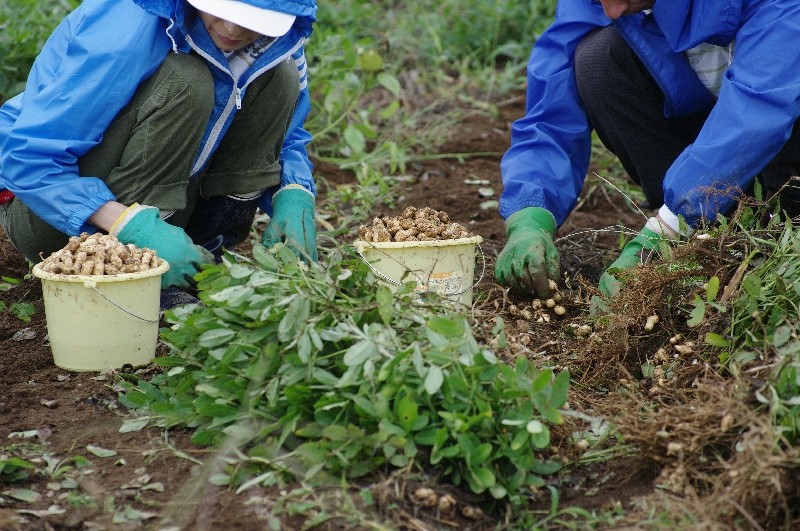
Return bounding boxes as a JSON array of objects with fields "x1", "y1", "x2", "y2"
[
  {"x1": 0, "y1": 0, "x2": 318, "y2": 292},
  {"x1": 496, "y1": 0, "x2": 800, "y2": 297}
]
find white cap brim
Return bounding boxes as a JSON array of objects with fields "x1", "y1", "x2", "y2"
[{"x1": 188, "y1": 0, "x2": 296, "y2": 37}]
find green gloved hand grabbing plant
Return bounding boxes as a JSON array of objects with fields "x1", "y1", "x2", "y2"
[
  {"x1": 261, "y1": 185, "x2": 318, "y2": 261},
  {"x1": 598, "y1": 212, "x2": 680, "y2": 297},
  {"x1": 495, "y1": 207, "x2": 560, "y2": 298}
]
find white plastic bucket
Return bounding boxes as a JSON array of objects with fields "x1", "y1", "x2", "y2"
[
  {"x1": 31, "y1": 260, "x2": 169, "y2": 372},
  {"x1": 353, "y1": 235, "x2": 484, "y2": 306}
]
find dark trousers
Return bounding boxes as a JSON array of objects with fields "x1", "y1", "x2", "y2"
[
  {"x1": 2, "y1": 52, "x2": 298, "y2": 263},
  {"x1": 573, "y1": 26, "x2": 800, "y2": 216}
]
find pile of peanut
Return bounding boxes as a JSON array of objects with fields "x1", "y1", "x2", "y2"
[
  {"x1": 357, "y1": 206, "x2": 474, "y2": 242},
  {"x1": 39, "y1": 232, "x2": 160, "y2": 276}
]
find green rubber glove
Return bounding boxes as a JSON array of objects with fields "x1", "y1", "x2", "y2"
[
  {"x1": 261, "y1": 185, "x2": 318, "y2": 261},
  {"x1": 597, "y1": 226, "x2": 662, "y2": 297},
  {"x1": 495, "y1": 207, "x2": 560, "y2": 298},
  {"x1": 114, "y1": 205, "x2": 213, "y2": 289}
]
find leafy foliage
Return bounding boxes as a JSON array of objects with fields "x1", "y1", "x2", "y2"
[
  {"x1": 0, "y1": 0, "x2": 80, "y2": 102},
  {"x1": 118, "y1": 245, "x2": 568, "y2": 500}
]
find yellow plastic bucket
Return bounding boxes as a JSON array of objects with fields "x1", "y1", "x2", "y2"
[
  {"x1": 353, "y1": 235, "x2": 484, "y2": 306},
  {"x1": 31, "y1": 260, "x2": 169, "y2": 372}
]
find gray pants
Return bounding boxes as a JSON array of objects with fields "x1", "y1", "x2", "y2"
[{"x1": 2, "y1": 52, "x2": 299, "y2": 263}]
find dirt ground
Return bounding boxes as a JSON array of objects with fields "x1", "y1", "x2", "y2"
[{"x1": 2, "y1": 90, "x2": 778, "y2": 530}]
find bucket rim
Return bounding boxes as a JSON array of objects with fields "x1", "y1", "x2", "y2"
[
  {"x1": 353, "y1": 234, "x2": 483, "y2": 250},
  {"x1": 32, "y1": 258, "x2": 169, "y2": 283}
]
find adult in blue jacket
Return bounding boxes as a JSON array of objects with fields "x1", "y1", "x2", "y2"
[
  {"x1": 496, "y1": 0, "x2": 800, "y2": 298},
  {"x1": 0, "y1": 0, "x2": 318, "y2": 291}
]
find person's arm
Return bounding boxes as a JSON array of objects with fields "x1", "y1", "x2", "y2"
[
  {"x1": 259, "y1": 47, "x2": 317, "y2": 260},
  {"x1": 499, "y1": 2, "x2": 609, "y2": 226},
  {"x1": 259, "y1": 47, "x2": 315, "y2": 214},
  {"x1": 88, "y1": 201, "x2": 128, "y2": 232},
  {"x1": 661, "y1": 2, "x2": 800, "y2": 226},
  {"x1": 0, "y1": 2, "x2": 170, "y2": 236}
]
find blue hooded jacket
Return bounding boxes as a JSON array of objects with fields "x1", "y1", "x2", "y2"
[
  {"x1": 0, "y1": 0, "x2": 317, "y2": 236},
  {"x1": 500, "y1": 0, "x2": 800, "y2": 228}
]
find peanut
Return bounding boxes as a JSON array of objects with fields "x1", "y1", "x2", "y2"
[
  {"x1": 39, "y1": 232, "x2": 160, "y2": 276},
  {"x1": 357, "y1": 207, "x2": 475, "y2": 243}
]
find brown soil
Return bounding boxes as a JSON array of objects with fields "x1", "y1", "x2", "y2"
[{"x1": 3, "y1": 91, "x2": 794, "y2": 530}]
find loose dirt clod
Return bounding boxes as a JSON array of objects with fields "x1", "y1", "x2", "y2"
[
  {"x1": 38, "y1": 233, "x2": 160, "y2": 275},
  {"x1": 357, "y1": 206, "x2": 474, "y2": 242}
]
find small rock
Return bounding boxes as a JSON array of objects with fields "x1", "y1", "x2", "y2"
[{"x1": 12, "y1": 327, "x2": 37, "y2": 341}]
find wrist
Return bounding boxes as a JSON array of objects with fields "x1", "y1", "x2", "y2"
[
  {"x1": 89, "y1": 201, "x2": 129, "y2": 233},
  {"x1": 506, "y1": 207, "x2": 556, "y2": 237},
  {"x1": 646, "y1": 204, "x2": 692, "y2": 239},
  {"x1": 644, "y1": 216, "x2": 678, "y2": 240},
  {"x1": 274, "y1": 184, "x2": 314, "y2": 201},
  {"x1": 110, "y1": 203, "x2": 156, "y2": 237}
]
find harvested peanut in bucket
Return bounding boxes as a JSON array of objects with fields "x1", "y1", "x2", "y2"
[
  {"x1": 357, "y1": 206, "x2": 474, "y2": 242},
  {"x1": 39, "y1": 233, "x2": 160, "y2": 276}
]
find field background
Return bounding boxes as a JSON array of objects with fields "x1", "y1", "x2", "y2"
[{"x1": 2, "y1": 1, "x2": 800, "y2": 530}]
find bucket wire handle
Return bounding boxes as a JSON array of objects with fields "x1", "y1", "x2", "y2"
[
  {"x1": 355, "y1": 247, "x2": 412, "y2": 287},
  {"x1": 84, "y1": 281, "x2": 159, "y2": 323},
  {"x1": 355, "y1": 242, "x2": 486, "y2": 297}
]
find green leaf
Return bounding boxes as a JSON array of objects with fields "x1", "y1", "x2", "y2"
[
  {"x1": 120, "y1": 390, "x2": 151, "y2": 408},
  {"x1": 395, "y1": 394, "x2": 418, "y2": 432},
  {"x1": 527, "y1": 420, "x2": 544, "y2": 434},
  {"x1": 343, "y1": 125, "x2": 366, "y2": 154},
  {"x1": 705, "y1": 276, "x2": 720, "y2": 301},
  {"x1": 278, "y1": 296, "x2": 309, "y2": 342},
  {"x1": 197, "y1": 328, "x2": 236, "y2": 348},
  {"x1": 510, "y1": 430, "x2": 529, "y2": 451},
  {"x1": 469, "y1": 466, "x2": 496, "y2": 490},
  {"x1": 10, "y1": 303, "x2": 35, "y2": 323},
  {"x1": 343, "y1": 339, "x2": 377, "y2": 367},
  {"x1": 550, "y1": 370, "x2": 570, "y2": 409},
  {"x1": 687, "y1": 300, "x2": 705, "y2": 327},
  {"x1": 531, "y1": 425, "x2": 551, "y2": 448},
  {"x1": 489, "y1": 484, "x2": 508, "y2": 499},
  {"x1": 773, "y1": 325, "x2": 792, "y2": 348},
  {"x1": 471, "y1": 442, "x2": 492, "y2": 465},
  {"x1": 376, "y1": 285, "x2": 393, "y2": 325},
  {"x1": 3, "y1": 488, "x2": 40, "y2": 503},
  {"x1": 119, "y1": 418, "x2": 149, "y2": 433},
  {"x1": 424, "y1": 366, "x2": 444, "y2": 395},
  {"x1": 742, "y1": 275, "x2": 762, "y2": 297},
  {"x1": 377, "y1": 72, "x2": 401, "y2": 96},
  {"x1": 705, "y1": 333, "x2": 730, "y2": 348},
  {"x1": 322, "y1": 425, "x2": 351, "y2": 441},
  {"x1": 208, "y1": 285, "x2": 254, "y2": 306},
  {"x1": 86, "y1": 445, "x2": 117, "y2": 458}
]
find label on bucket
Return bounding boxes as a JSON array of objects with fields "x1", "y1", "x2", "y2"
[{"x1": 415, "y1": 271, "x2": 462, "y2": 298}]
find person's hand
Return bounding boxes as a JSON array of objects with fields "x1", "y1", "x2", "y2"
[
  {"x1": 112, "y1": 204, "x2": 213, "y2": 288},
  {"x1": 495, "y1": 207, "x2": 560, "y2": 298},
  {"x1": 598, "y1": 215, "x2": 678, "y2": 297},
  {"x1": 261, "y1": 185, "x2": 318, "y2": 261}
]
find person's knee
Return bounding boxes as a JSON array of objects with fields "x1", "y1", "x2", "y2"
[
  {"x1": 159, "y1": 53, "x2": 214, "y2": 119},
  {"x1": 574, "y1": 26, "x2": 629, "y2": 106}
]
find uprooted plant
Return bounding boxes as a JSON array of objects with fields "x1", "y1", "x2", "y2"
[{"x1": 116, "y1": 243, "x2": 569, "y2": 503}]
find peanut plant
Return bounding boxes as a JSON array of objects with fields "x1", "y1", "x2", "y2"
[{"x1": 118, "y1": 244, "x2": 569, "y2": 501}]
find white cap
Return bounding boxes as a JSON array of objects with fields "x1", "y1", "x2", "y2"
[{"x1": 187, "y1": 0, "x2": 296, "y2": 37}]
